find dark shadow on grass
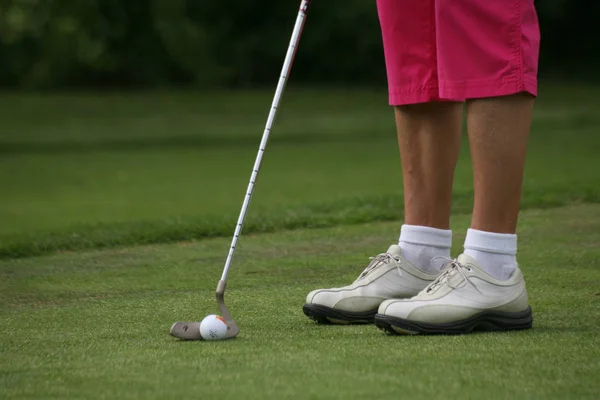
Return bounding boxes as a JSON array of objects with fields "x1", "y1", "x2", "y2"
[
  {"x1": 1, "y1": 187, "x2": 599, "y2": 260},
  {"x1": 0, "y1": 131, "x2": 390, "y2": 155},
  {"x1": 526, "y1": 325, "x2": 599, "y2": 333}
]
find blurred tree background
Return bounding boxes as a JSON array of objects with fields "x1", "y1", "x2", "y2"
[{"x1": 0, "y1": 0, "x2": 597, "y2": 89}]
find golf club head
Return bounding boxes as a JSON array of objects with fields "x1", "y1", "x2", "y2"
[
  {"x1": 169, "y1": 280, "x2": 238, "y2": 340},
  {"x1": 216, "y1": 280, "x2": 240, "y2": 339},
  {"x1": 169, "y1": 321, "x2": 203, "y2": 340}
]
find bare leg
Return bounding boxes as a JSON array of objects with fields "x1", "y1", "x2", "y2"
[
  {"x1": 396, "y1": 102, "x2": 463, "y2": 230},
  {"x1": 467, "y1": 93, "x2": 535, "y2": 233}
]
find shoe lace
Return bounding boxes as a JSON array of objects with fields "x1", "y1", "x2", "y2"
[
  {"x1": 356, "y1": 252, "x2": 402, "y2": 282},
  {"x1": 425, "y1": 257, "x2": 482, "y2": 294}
]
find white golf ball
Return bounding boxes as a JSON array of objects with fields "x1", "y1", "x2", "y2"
[{"x1": 199, "y1": 314, "x2": 228, "y2": 340}]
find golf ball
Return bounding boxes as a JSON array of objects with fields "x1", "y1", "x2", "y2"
[{"x1": 199, "y1": 315, "x2": 228, "y2": 340}]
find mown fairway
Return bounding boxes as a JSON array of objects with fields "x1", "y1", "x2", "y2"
[{"x1": 1, "y1": 85, "x2": 599, "y2": 399}]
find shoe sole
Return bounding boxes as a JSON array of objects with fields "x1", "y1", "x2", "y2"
[
  {"x1": 374, "y1": 306, "x2": 533, "y2": 335},
  {"x1": 303, "y1": 304, "x2": 377, "y2": 324}
]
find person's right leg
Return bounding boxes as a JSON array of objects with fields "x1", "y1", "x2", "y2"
[
  {"x1": 395, "y1": 102, "x2": 462, "y2": 274},
  {"x1": 303, "y1": 102, "x2": 463, "y2": 325},
  {"x1": 396, "y1": 102, "x2": 462, "y2": 230},
  {"x1": 380, "y1": 0, "x2": 464, "y2": 275},
  {"x1": 303, "y1": 0, "x2": 464, "y2": 325}
]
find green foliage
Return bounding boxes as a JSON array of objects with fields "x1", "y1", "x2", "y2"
[
  {"x1": 0, "y1": 1, "x2": 598, "y2": 88},
  {"x1": 536, "y1": 0, "x2": 600, "y2": 77}
]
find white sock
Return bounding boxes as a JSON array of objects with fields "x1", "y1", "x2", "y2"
[
  {"x1": 463, "y1": 228, "x2": 518, "y2": 280},
  {"x1": 399, "y1": 225, "x2": 452, "y2": 274}
]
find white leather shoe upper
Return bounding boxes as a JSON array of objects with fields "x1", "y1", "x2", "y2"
[
  {"x1": 378, "y1": 254, "x2": 530, "y2": 324},
  {"x1": 306, "y1": 245, "x2": 441, "y2": 312}
]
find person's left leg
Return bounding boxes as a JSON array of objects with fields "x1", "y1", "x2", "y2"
[{"x1": 464, "y1": 93, "x2": 534, "y2": 281}]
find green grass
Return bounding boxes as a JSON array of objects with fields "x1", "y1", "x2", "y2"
[
  {"x1": 1, "y1": 84, "x2": 600, "y2": 398},
  {"x1": 1, "y1": 204, "x2": 599, "y2": 399},
  {"x1": 1, "y1": 84, "x2": 600, "y2": 258}
]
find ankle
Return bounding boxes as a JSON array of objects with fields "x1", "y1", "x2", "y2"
[
  {"x1": 464, "y1": 228, "x2": 518, "y2": 280},
  {"x1": 399, "y1": 225, "x2": 452, "y2": 274}
]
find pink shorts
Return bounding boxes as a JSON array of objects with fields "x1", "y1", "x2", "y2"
[{"x1": 377, "y1": 0, "x2": 540, "y2": 105}]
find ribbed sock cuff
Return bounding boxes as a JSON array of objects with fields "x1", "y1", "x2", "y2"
[
  {"x1": 464, "y1": 228, "x2": 517, "y2": 256},
  {"x1": 399, "y1": 225, "x2": 452, "y2": 249}
]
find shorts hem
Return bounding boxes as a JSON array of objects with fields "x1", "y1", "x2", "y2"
[
  {"x1": 387, "y1": 76, "x2": 537, "y2": 105},
  {"x1": 439, "y1": 76, "x2": 538, "y2": 99},
  {"x1": 388, "y1": 83, "x2": 459, "y2": 106}
]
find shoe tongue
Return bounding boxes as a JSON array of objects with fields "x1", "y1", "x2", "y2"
[
  {"x1": 456, "y1": 254, "x2": 488, "y2": 276},
  {"x1": 457, "y1": 253, "x2": 515, "y2": 279},
  {"x1": 386, "y1": 244, "x2": 403, "y2": 258},
  {"x1": 457, "y1": 253, "x2": 479, "y2": 267}
]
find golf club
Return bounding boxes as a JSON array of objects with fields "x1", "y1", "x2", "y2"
[{"x1": 169, "y1": 0, "x2": 312, "y2": 340}]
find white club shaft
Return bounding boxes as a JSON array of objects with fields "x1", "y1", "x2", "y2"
[{"x1": 220, "y1": 0, "x2": 311, "y2": 282}]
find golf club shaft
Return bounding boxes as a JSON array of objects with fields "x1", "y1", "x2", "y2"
[{"x1": 220, "y1": 0, "x2": 311, "y2": 283}]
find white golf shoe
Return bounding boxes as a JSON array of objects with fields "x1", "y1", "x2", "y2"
[
  {"x1": 303, "y1": 245, "x2": 442, "y2": 324},
  {"x1": 375, "y1": 254, "x2": 533, "y2": 335}
]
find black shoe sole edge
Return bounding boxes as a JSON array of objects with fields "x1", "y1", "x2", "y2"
[
  {"x1": 303, "y1": 304, "x2": 378, "y2": 325},
  {"x1": 374, "y1": 306, "x2": 533, "y2": 335}
]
